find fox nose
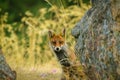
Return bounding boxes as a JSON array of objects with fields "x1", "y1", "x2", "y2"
[
  {"x1": 55, "y1": 47, "x2": 60, "y2": 51},
  {"x1": 56, "y1": 47, "x2": 59, "y2": 51}
]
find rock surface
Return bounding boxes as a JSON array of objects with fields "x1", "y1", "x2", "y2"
[
  {"x1": 0, "y1": 48, "x2": 16, "y2": 80},
  {"x1": 72, "y1": 0, "x2": 120, "y2": 80}
]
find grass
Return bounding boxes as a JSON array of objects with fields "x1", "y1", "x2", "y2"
[
  {"x1": 16, "y1": 64, "x2": 62, "y2": 80},
  {"x1": 6, "y1": 57, "x2": 62, "y2": 80}
]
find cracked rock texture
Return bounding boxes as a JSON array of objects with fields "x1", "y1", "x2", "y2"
[
  {"x1": 0, "y1": 48, "x2": 16, "y2": 80},
  {"x1": 72, "y1": 0, "x2": 120, "y2": 80}
]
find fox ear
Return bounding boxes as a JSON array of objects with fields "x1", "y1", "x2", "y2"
[
  {"x1": 48, "y1": 30, "x2": 54, "y2": 38},
  {"x1": 62, "y1": 28, "x2": 66, "y2": 37}
]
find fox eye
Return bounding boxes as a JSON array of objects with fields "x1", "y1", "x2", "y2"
[
  {"x1": 52, "y1": 41, "x2": 56, "y2": 44},
  {"x1": 59, "y1": 41, "x2": 63, "y2": 44}
]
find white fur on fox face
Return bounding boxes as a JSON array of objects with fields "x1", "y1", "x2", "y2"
[{"x1": 52, "y1": 45, "x2": 62, "y2": 51}]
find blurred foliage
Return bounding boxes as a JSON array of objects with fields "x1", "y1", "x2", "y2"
[
  {"x1": 0, "y1": 0, "x2": 90, "y2": 23},
  {"x1": 0, "y1": 0, "x2": 90, "y2": 68},
  {"x1": 0, "y1": 0, "x2": 47, "y2": 22}
]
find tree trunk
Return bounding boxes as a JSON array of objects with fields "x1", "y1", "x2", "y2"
[{"x1": 72, "y1": 0, "x2": 120, "y2": 80}]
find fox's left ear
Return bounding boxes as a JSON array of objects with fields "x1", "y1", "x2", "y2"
[{"x1": 62, "y1": 28, "x2": 66, "y2": 37}]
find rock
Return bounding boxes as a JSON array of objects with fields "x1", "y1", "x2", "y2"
[{"x1": 0, "y1": 48, "x2": 16, "y2": 80}]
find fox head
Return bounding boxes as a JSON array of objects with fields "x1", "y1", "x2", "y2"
[{"x1": 48, "y1": 28, "x2": 66, "y2": 52}]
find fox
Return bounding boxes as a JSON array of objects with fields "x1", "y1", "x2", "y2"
[
  {"x1": 48, "y1": 28, "x2": 87, "y2": 80},
  {"x1": 48, "y1": 28, "x2": 77, "y2": 67}
]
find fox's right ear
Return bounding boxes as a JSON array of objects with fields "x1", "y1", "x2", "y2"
[
  {"x1": 62, "y1": 28, "x2": 66, "y2": 37},
  {"x1": 48, "y1": 30, "x2": 54, "y2": 38}
]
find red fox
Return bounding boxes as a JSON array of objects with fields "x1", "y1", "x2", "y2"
[
  {"x1": 48, "y1": 29, "x2": 87, "y2": 80},
  {"x1": 48, "y1": 28, "x2": 77, "y2": 67}
]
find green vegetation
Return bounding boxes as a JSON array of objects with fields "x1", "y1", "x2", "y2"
[{"x1": 0, "y1": 0, "x2": 90, "y2": 80}]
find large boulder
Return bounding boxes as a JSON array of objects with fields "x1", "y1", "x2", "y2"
[{"x1": 72, "y1": 0, "x2": 120, "y2": 80}]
